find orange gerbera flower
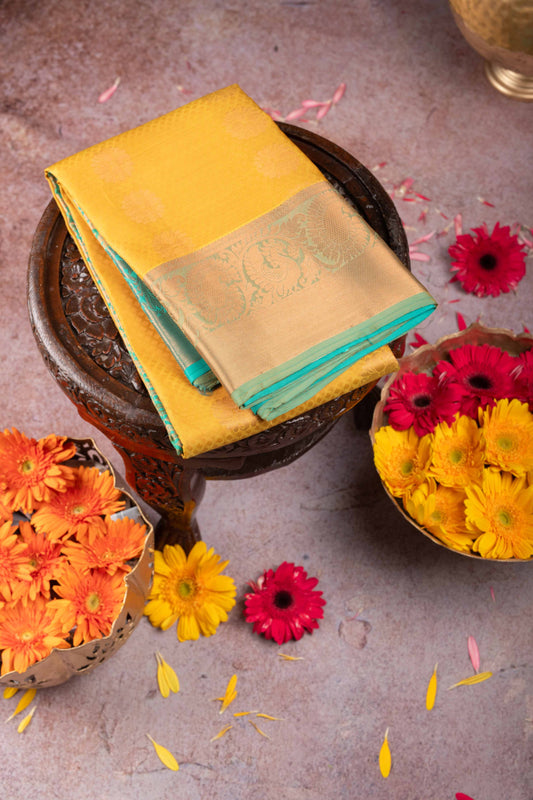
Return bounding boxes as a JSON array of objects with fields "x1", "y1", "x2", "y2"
[
  {"x1": 0, "y1": 595, "x2": 70, "y2": 675},
  {"x1": 0, "y1": 520, "x2": 32, "y2": 606},
  {"x1": 62, "y1": 515, "x2": 147, "y2": 575},
  {"x1": 31, "y1": 466, "x2": 125, "y2": 542},
  {"x1": 18, "y1": 519, "x2": 66, "y2": 602},
  {"x1": 47, "y1": 568, "x2": 126, "y2": 646},
  {"x1": 0, "y1": 428, "x2": 76, "y2": 514}
]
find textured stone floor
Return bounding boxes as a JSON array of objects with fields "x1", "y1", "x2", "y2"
[{"x1": 1, "y1": 1, "x2": 532, "y2": 798}]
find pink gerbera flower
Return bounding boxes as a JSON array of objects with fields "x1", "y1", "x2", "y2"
[
  {"x1": 244, "y1": 562, "x2": 326, "y2": 645},
  {"x1": 384, "y1": 371, "x2": 463, "y2": 435},
  {"x1": 434, "y1": 344, "x2": 519, "y2": 418},
  {"x1": 449, "y1": 222, "x2": 526, "y2": 298}
]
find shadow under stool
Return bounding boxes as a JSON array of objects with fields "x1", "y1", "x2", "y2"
[{"x1": 27, "y1": 123, "x2": 410, "y2": 551}]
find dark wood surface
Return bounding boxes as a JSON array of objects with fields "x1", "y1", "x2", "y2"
[{"x1": 27, "y1": 124, "x2": 409, "y2": 550}]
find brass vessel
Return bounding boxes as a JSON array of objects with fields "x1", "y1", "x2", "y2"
[{"x1": 449, "y1": 0, "x2": 533, "y2": 100}]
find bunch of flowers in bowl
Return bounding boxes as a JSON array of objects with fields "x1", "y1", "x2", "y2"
[
  {"x1": 0, "y1": 430, "x2": 153, "y2": 689},
  {"x1": 370, "y1": 323, "x2": 533, "y2": 561}
]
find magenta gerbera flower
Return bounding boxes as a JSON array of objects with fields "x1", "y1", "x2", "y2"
[
  {"x1": 449, "y1": 222, "x2": 527, "y2": 298},
  {"x1": 434, "y1": 344, "x2": 519, "y2": 418},
  {"x1": 244, "y1": 562, "x2": 326, "y2": 645},
  {"x1": 384, "y1": 371, "x2": 463, "y2": 436}
]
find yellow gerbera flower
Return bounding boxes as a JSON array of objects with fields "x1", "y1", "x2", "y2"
[
  {"x1": 428, "y1": 414, "x2": 484, "y2": 489},
  {"x1": 465, "y1": 469, "x2": 533, "y2": 559},
  {"x1": 404, "y1": 480, "x2": 475, "y2": 553},
  {"x1": 480, "y1": 398, "x2": 533, "y2": 476},
  {"x1": 144, "y1": 541, "x2": 236, "y2": 641},
  {"x1": 373, "y1": 426, "x2": 432, "y2": 499}
]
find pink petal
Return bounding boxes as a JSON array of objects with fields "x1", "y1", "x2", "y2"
[
  {"x1": 316, "y1": 101, "x2": 332, "y2": 120},
  {"x1": 402, "y1": 197, "x2": 416, "y2": 203},
  {"x1": 414, "y1": 193, "x2": 431, "y2": 201},
  {"x1": 524, "y1": 325, "x2": 531, "y2": 333},
  {"x1": 454, "y1": 214, "x2": 463, "y2": 237},
  {"x1": 418, "y1": 209, "x2": 428, "y2": 224},
  {"x1": 409, "y1": 252, "x2": 431, "y2": 262},
  {"x1": 301, "y1": 99, "x2": 324, "y2": 109},
  {"x1": 490, "y1": 586, "x2": 496, "y2": 602},
  {"x1": 262, "y1": 107, "x2": 282, "y2": 120},
  {"x1": 284, "y1": 107, "x2": 310, "y2": 121},
  {"x1": 456, "y1": 311, "x2": 467, "y2": 330},
  {"x1": 467, "y1": 635, "x2": 480, "y2": 673},
  {"x1": 448, "y1": 299, "x2": 460, "y2": 304},
  {"x1": 477, "y1": 196, "x2": 495, "y2": 207},
  {"x1": 410, "y1": 231, "x2": 436, "y2": 246},
  {"x1": 98, "y1": 77, "x2": 121, "y2": 103},
  {"x1": 332, "y1": 82, "x2": 346, "y2": 104},
  {"x1": 456, "y1": 794, "x2": 476, "y2": 800}
]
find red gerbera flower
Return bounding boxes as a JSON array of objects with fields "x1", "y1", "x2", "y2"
[
  {"x1": 449, "y1": 222, "x2": 526, "y2": 298},
  {"x1": 513, "y1": 348, "x2": 533, "y2": 411},
  {"x1": 384, "y1": 371, "x2": 463, "y2": 436},
  {"x1": 433, "y1": 344, "x2": 519, "y2": 418},
  {"x1": 244, "y1": 562, "x2": 326, "y2": 645}
]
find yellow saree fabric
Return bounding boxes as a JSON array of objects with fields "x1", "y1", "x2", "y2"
[{"x1": 45, "y1": 85, "x2": 434, "y2": 457}]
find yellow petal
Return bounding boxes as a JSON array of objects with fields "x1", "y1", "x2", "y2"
[
  {"x1": 161, "y1": 659, "x2": 180, "y2": 694},
  {"x1": 210, "y1": 724, "x2": 233, "y2": 742},
  {"x1": 156, "y1": 652, "x2": 179, "y2": 697},
  {"x1": 6, "y1": 688, "x2": 37, "y2": 722},
  {"x1": 448, "y1": 671, "x2": 492, "y2": 689},
  {"x1": 379, "y1": 728, "x2": 391, "y2": 778},
  {"x1": 233, "y1": 711, "x2": 258, "y2": 717},
  {"x1": 3, "y1": 687, "x2": 18, "y2": 699},
  {"x1": 249, "y1": 719, "x2": 271, "y2": 739},
  {"x1": 278, "y1": 653, "x2": 304, "y2": 661},
  {"x1": 146, "y1": 734, "x2": 179, "y2": 771},
  {"x1": 426, "y1": 664, "x2": 438, "y2": 710},
  {"x1": 17, "y1": 706, "x2": 36, "y2": 734},
  {"x1": 256, "y1": 713, "x2": 284, "y2": 721},
  {"x1": 220, "y1": 674, "x2": 238, "y2": 713}
]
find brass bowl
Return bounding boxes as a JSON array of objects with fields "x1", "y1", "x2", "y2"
[
  {"x1": 449, "y1": 0, "x2": 533, "y2": 101},
  {"x1": 0, "y1": 438, "x2": 154, "y2": 689},
  {"x1": 370, "y1": 323, "x2": 533, "y2": 561}
]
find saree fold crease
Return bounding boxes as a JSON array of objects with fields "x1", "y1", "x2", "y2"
[{"x1": 45, "y1": 84, "x2": 436, "y2": 457}]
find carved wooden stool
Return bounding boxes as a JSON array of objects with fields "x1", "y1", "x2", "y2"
[{"x1": 27, "y1": 124, "x2": 409, "y2": 551}]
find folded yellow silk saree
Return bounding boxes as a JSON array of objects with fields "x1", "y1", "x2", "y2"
[{"x1": 45, "y1": 85, "x2": 435, "y2": 456}]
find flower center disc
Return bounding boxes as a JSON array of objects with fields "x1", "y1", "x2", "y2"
[
  {"x1": 177, "y1": 578, "x2": 195, "y2": 599},
  {"x1": 274, "y1": 589, "x2": 294, "y2": 609},
  {"x1": 479, "y1": 253, "x2": 497, "y2": 271},
  {"x1": 450, "y1": 448, "x2": 463, "y2": 465},
  {"x1": 413, "y1": 394, "x2": 431, "y2": 408},
  {"x1": 72, "y1": 504, "x2": 86, "y2": 516},
  {"x1": 401, "y1": 459, "x2": 414, "y2": 476},
  {"x1": 20, "y1": 458, "x2": 35, "y2": 474},
  {"x1": 86, "y1": 592, "x2": 101, "y2": 612},
  {"x1": 468, "y1": 374, "x2": 492, "y2": 390},
  {"x1": 21, "y1": 631, "x2": 33, "y2": 642},
  {"x1": 497, "y1": 509, "x2": 512, "y2": 527},
  {"x1": 496, "y1": 435, "x2": 514, "y2": 451}
]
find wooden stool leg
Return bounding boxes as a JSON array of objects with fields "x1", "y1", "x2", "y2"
[{"x1": 112, "y1": 446, "x2": 206, "y2": 552}]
